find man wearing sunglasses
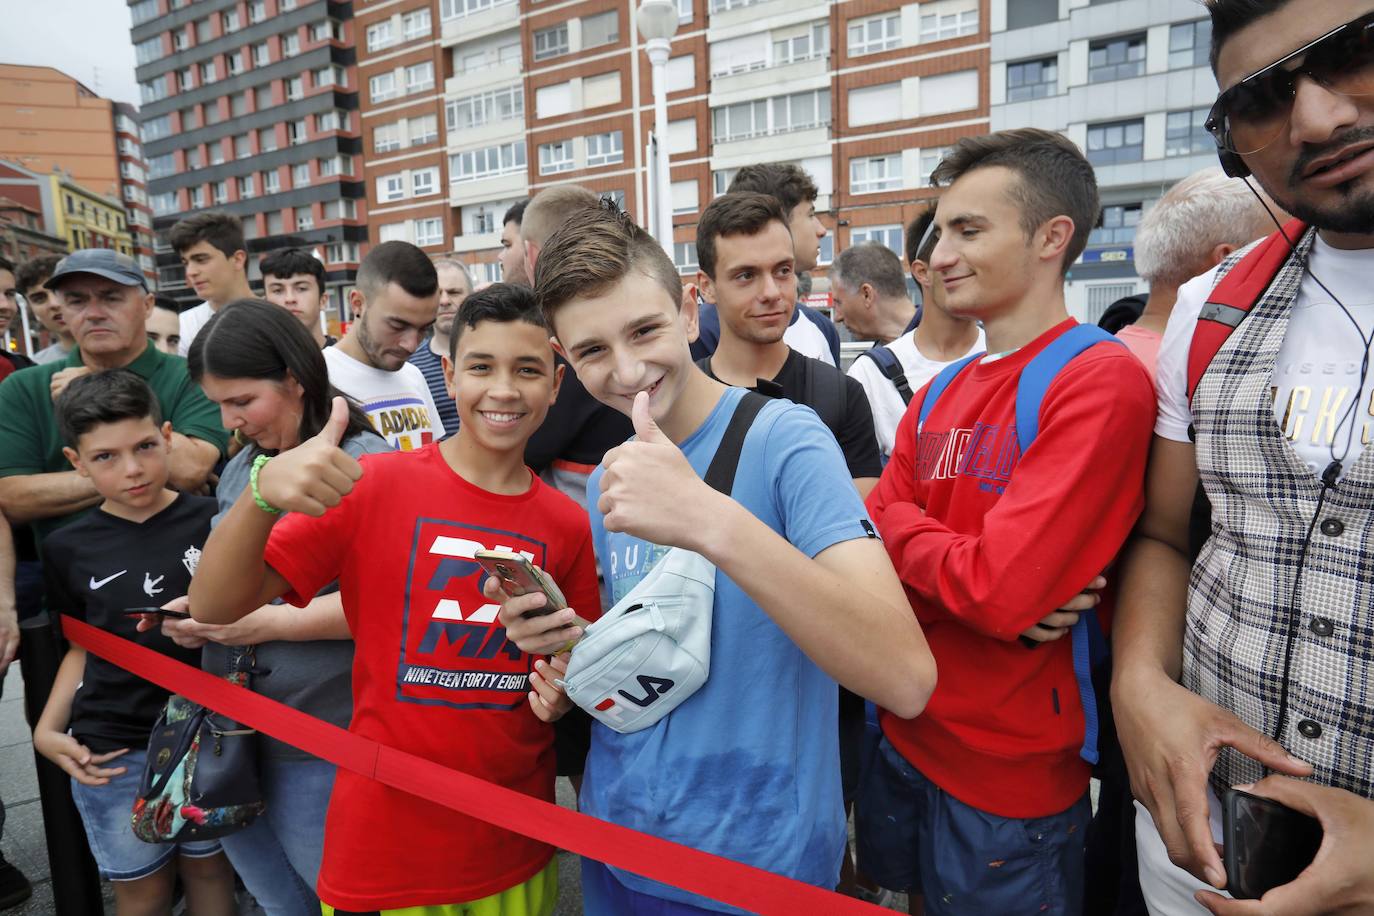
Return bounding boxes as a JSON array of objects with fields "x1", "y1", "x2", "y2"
[{"x1": 1112, "y1": 2, "x2": 1374, "y2": 914}]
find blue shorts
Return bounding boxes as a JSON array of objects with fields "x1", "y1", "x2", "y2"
[
  {"x1": 70, "y1": 744, "x2": 223, "y2": 881},
  {"x1": 582, "y1": 860, "x2": 721, "y2": 916},
  {"x1": 855, "y1": 735, "x2": 1089, "y2": 916}
]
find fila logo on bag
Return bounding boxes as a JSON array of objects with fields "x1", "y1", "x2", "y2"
[{"x1": 595, "y1": 674, "x2": 676, "y2": 722}]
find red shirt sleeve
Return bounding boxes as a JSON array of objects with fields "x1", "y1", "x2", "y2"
[
  {"x1": 868, "y1": 351, "x2": 1155, "y2": 640},
  {"x1": 553, "y1": 515, "x2": 602, "y2": 624},
  {"x1": 262, "y1": 482, "x2": 360, "y2": 607}
]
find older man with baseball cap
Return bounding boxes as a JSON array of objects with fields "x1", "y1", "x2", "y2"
[{"x1": 0, "y1": 249, "x2": 227, "y2": 545}]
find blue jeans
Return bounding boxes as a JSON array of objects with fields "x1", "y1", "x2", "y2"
[
  {"x1": 218, "y1": 755, "x2": 335, "y2": 916},
  {"x1": 855, "y1": 736, "x2": 1090, "y2": 916}
]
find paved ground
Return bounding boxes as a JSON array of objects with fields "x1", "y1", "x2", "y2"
[{"x1": 0, "y1": 659, "x2": 908, "y2": 915}]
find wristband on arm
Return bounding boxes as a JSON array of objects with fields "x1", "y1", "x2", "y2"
[{"x1": 249, "y1": 454, "x2": 283, "y2": 516}]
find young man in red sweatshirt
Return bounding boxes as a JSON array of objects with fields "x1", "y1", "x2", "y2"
[{"x1": 859, "y1": 128, "x2": 1156, "y2": 915}]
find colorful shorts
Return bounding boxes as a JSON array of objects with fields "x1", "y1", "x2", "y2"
[{"x1": 322, "y1": 858, "x2": 558, "y2": 916}]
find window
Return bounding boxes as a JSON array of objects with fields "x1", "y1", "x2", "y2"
[
  {"x1": 314, "y1": 66, "x2": 344, "y2": 88},
  {"x1": 415, "y1": 218, "x2": 444, "y2": 247},
  {"x1": 210, "y1": 143, "x2": 226, "y2": 165},
  {"x1": 774, "y1": 23, "x2": 828, "y2": 65},
  {"x1": 666, "y1": 55, "x2": 695, "y2": 91},
  {"x1": 286, "y1": 76, "x2": 304, "y2": 101},
  {"x1": 374, "y1": 122, "x2": 402, "y2": 152},
  {"x1": 446, "y1": 86, "x2": 524, "y2": 129},
  {"x1": 539, "y1": 140, "x2": 575, "y2": 175},
  {"x1": 586, "y1": 131, "x2": 624, "y2": 167},
  {"x1": 281, "y1": 32, "x2": 300, "y2": 57},
  {"x1": 316, "y1": 110, "x2": 345, "y2": 131},
  {"x1": 229, "y1": 91, "x2": 250, "y2": 117},
  {"x1": 196, "y1": 17, "x2": 213, "y2": 42},
  {"x1": 186, "y1": 148, "x2": 202, "y2": 169},
  {"x1": 920, "y1": 4, "x2": 978, "y2": 43},
  {"x1": 671, "y1": 179, "x2": 699, "y2": 215},
  {"x1": 711, "y1": 33, "x2": 768, "y2": 75},
  {"x1": 252, "y1": 41, "x2": 271, "y2": 66},
  {"x1": 249, "y1": 0, "x2": 266, "y2": 23},
  {"x1": 189, "y1": 186, "x2": 205, "y2": 208},
  {"x1": 403, "y1": 8, "x2": 432, "y2": 40},
  {"x1": 713, "y1": 88, "x2": 829, "y2": 141},
  {"x1": 1089, "y1": 203, "x2": 1142, "y2": 248},
  {"x1": 131, "y1": 0, "x2": 158, "y2": 25},
  {"x1": 677, "y1": 0, "x2": 692, "y2": 23},
  {"x1": 144, "y1": 115, "x2": 172, "y2": 141},
  {"x1": 406, "y1": 62, "x2": 435, "y2": 93},
  {"x1": 370, "y1": 73, "x2": 398, "y2": 102},
  {"x1": 920, "y1": 69, "x2": 978, "y2": 116},
  {"x1": 534, "y1": 24, "x2": 569, "y2": 61},
  {"x1": 234, "y1": 134, "x2": 253, "y2": 157},
  {"x1": 146, "y1": 153, "x2": 174, "y2": 179},
  {"x1": 325, "y1": 199, "x2": 358, "y2": 220},
  {"x1": 918, "y1": 146, "x2": 951, "y2": 186},
  {"x1": 377, "y1": 173, "x2": 406, "y2": 202},
  {"x1": 848, "y1": 83, "x2": 900, "y2": 128},
  {"x1": 293, "y1": 162, "x2": 311, "y2": 186},
  {"x1": 262, "y1": 170, "x2": 281, "y2": 194},
  {"x1": 1166, "y1": 107, "x2": 1211, "y2": 157},
  {"x1": 367, "y1": 21, "x2": 396, "y2": 51},
  {"x1": 673, "y1": 241, "x2": 698, "y2": 273},
  {"x1": 1086, "y1": 119, "x2": 1145, "y2": 165},
  {"x1": 440, "y1": 0, "x2": 516, "y2": 19},
  {"x1": 1008, "y1": 0, "x2": 1056, "y2": 29},
  {"x1": 1088, "y1": 34, "x2": 1145, "y2": 83},
  {"x1": 258, "y1": 127, "x2": 278, "y2": 151},
  {"x1": 412, "y1": 167, "x2": 439, "y2": 197},
  {"x1": 583, "y1": 72, "x2": 621, "y2": 108},
  {"x1": 318, "y1": 155, "x2": 352, "y2": 177},
  {"x1": 1170, "y1": 20, "x2": 1212, "y2": 69},
  {"x1": 176, "y1": 67, "x2": 195, "y2": 91},
  {"x1": 135, "y1": 36, "x2": 163, "y2": 65},
  {"x1": 849, "y1": 13, "x2": 900, "y2": 56},
  {"x1": 140, "y1": 75, "x2": 168, "y2": 104},
  {"x1": 287, "y1": 119, "x2": 307, "y2": 144},
  {"x1": 380, "y1": 222, "x2": 408, "y2": 243},
  {"x1": 227, "y1": 50, "x2": 244, "y2": 75},
  {"x1": 450, "y1": 141, "x2": 527, "y2": 182},
  {"x1": 152, "y1": 192, "x2": 178, "y2": 216},
  {"x1": 222, "y1": 8, "x2": 240, "y2": 32},
  {"x1": 238, "y1": 175, "x2": 256, "y2": 199},
  {"x1": 295, "y1": 208, "x2": 314, "y2": 231},
  {"x1": 850, "y1": 154, "x2": 902, "y2": 194},
  {"x1": 457, "y1": 40, "x2": 521, "y2": 74},
  {"x1": 311, "y1": 20, "x2": 339, "y2": 42},
  {"x1": 582, "y1": 11, "x2": 618, "y2": 49},
  {"x1": 850, "y1": 224, "x2": 903, "y2": 255},
  {"x1": 410, "y1": 114, "x2": 438, "y2": 145},
  {"x1": 1007, "y1": 56, "x2": 1057, "y2": 102},
  {"x1": 668, "y1": 118, "x2": 696, "y2": 154},
  {"x1": 326, "y1": 243, "x2": 360, "y2": 264}
]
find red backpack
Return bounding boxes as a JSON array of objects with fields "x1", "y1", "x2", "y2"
[{"x1": 1186, "y1": 219, "x2": 1308, "y2": 403}]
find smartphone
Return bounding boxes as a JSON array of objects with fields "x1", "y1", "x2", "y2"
[
  {"x1": 1223, "y1": 787, "x2": 1323, "y2": 899},
  {"x1": 123, "y1": 606, "x2": 192, "y2": 619},
  {"x1": 474, "y1": 550, "x2": 567, "y2": 618}
]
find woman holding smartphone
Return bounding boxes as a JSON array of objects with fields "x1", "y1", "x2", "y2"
[{"x1": 146, "y1": 298, "x2": 389, "y2": 916}]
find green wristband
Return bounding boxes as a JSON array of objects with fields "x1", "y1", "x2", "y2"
[{"x1": 249, "y1": 454, "x2": 283, "y2": 516}]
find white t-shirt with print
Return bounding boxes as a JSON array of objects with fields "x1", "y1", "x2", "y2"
[
  {"x1": 177, "y1": 302, "x2": 214, "y2": 357},
  {"x1": 1156, "y1": 236, "x2": 1374, "y2": 476},
  {"x1": 323, "y1": 346, "x2": 446, "y2": 451},
  {"x1": 846, "y1": 326, "x2": 986, "y2": 459}
]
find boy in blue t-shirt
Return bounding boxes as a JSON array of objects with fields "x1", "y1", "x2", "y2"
[{"x1": 495, "y1": 201, "x2": 937, "y2": 914}]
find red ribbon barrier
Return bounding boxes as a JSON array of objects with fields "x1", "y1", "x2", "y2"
[{"x1": 62, "y1": 616, "x2": 888, "y2": 916}]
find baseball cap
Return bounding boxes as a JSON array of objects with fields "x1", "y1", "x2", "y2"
[{"x1": 45, "y1": 249, "x2": 148, "y2": 291}]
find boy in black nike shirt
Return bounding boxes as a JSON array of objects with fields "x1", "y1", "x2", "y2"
[{"x1": 33, "y1": 370, "x2": 235, "y2": 916}]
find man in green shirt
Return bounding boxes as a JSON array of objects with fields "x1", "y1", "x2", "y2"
[{"x1": 0, "y1": 250, "x2": 227, "y2": 545}]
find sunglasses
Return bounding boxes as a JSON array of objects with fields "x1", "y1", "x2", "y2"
[{"x1": 1207, "y1": 11, "x2": 1374, "y2": 156}]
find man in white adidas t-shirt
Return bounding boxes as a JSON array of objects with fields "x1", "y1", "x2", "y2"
[
  {"x1": 324, "y1": 241, "x2": 445, "y2": 451},
  {"x1": 1113, "y1": 2, "x2": 1374, "y2": 913},
  {"x1": 842, "y1": 210, "x2": 983, "y2": 459}
]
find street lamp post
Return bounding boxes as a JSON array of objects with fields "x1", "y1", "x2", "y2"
[{"x1": 636, "y1": 0, "x2": 679, "y2": 258}]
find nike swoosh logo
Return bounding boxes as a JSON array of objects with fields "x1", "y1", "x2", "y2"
[{"x1": 89, "y1": 570, "x2": 128, "y2": 590}]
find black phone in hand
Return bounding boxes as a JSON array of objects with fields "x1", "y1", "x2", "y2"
[{"x1": 1223, "y1": 787, "x2": 1323, "y2": 900}]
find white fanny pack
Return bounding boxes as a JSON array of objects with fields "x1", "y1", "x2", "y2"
[{"x1": 563, "y1": 391, "x2": 769, "y2": 734}]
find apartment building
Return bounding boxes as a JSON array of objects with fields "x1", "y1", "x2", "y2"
[
  {"x1": 130, "y1": 0, "x2": 368, "y2": 305},
  {"x1": 0, "y1": 65, "x2": 156, "y2": 278},
  {"x1": 990, "y1": 0, "x2": 1221, "y2": 320}
]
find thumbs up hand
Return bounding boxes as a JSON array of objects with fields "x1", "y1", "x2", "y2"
[
  {"x1": 597, "y1": 391, "x2": 723, "y2": 550},
  {"x1": 255, "y1": 396, "x2": 365, "y2": 517}
]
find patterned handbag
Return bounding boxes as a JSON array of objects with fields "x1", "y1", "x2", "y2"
[{"x1": 131, "y1": 648, "x2": 265, "y2": 843}]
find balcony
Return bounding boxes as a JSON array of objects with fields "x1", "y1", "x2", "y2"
[
  {"x1": 446, "y1": 59, "x2": 523, "y2": 97},
  {"x1": 709, "y1": 57, "x2": 828, "y2": 107},
  {"x1": 451, "y1": 230, "x2": 500, "y2": 254},
  {"x1": 708, "y1": 0, "x2": 828, "y2": 40},
  {"x1": 711, "y1": 125, "x2": 830, "y2": 171},
  {"x1": 441, "y1": 0, "x2": 519, "y2": 48},
  {"x1": 446, "y1": 116, "x2": 525, "y2": 151},
  {"x1": 448, "y1": 170, "x2": 527, "y2": 208}
]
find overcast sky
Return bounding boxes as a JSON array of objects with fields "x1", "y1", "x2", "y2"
[{"x1": 2, "y1": 1, "x2": 141, "y2": 107}]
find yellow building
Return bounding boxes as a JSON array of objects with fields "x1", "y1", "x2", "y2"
[{"x1": 48, "y1": 173, "x2": 133, "y2": 255}]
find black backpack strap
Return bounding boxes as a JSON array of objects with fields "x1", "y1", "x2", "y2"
[
  {"x1": 857, "y1": 346, "x2": 914, "y2": 405},
  {"x1": 800, "y1": 355, "x2": 845, "y2": 431},
  {"x1": 702, "y1": 392, "x2": 768, "y2": 496}
]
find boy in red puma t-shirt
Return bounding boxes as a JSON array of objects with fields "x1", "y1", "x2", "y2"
[
  {"x1": 859, "y1": 130, "x2": 1155, "y2": 915},
  {"x1": 190, "y1": 285, "x2": 599, "y2": 915}
]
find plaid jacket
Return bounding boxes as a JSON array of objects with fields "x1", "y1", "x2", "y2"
[{"x1": 1184, "y1": 226, "x2": 1374, "y2": 799}]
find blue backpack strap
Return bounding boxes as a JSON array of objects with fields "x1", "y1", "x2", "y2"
[
  {"x1": 858, "y1": 346, "x2": 916, "y2": 405},
  {"x1": 916, "y1": 353, "x2": 983, "y2": 430},
  {"x1": 1016, "y1": 322, "x2": 1123, "y2": 766}
]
